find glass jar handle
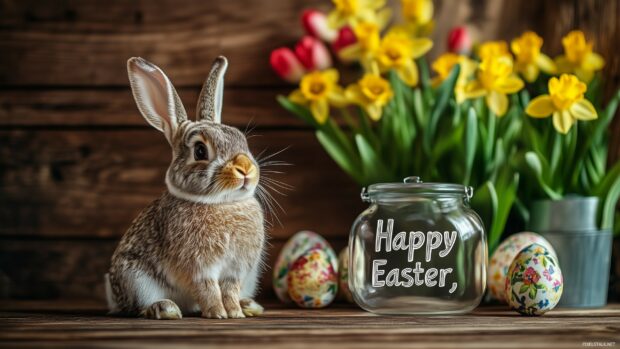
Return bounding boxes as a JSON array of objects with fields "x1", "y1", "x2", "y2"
[
  {"x1": 465, "y1": 186, "x2": 474, "y2": 202},
  {"x1": 403, "y1": 176, "x2": 422, "y2": 183}
]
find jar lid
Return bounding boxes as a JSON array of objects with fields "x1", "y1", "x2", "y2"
[{"x1": 361, "y1": 176, "x2": 473, "y2": 202}]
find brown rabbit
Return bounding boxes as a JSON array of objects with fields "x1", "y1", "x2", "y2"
[{"x1": 105, "y1": 56, "x2": 265, "y2": 319}]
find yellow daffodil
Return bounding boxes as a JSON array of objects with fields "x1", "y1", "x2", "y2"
[
  {"x1": 510, "y1": 31, "x2": 556, "y2": 82},
  {"x1": 526, "y1": 74, "x2": 597, "y2": 134},
  {"x1": 463, "y1": 56, "x2": 524, "y2": 116},
  {"x1": 346, "y1": 73, "x2": 394, "y2": 121},
  {"x1": 289, "y1": 69, "x2": 348, "y2": 124},
  {"x1": 477, "y1": 40, "x2": 510, "y2": 60},
  {"x1": 376, "y1": 31, "x2": 433, "y2": 86},
  {"x1": 327, "y1": 0, "x2": 391, "y2": 29},
  {"x1": 431, "y1": 53, "x2": 478, "y2": 103},
  {"x1": 400, "y1": 0, "x2": 434, "y2": 35},
  {"x1": 338, "y1": 21, "x2": 381, "y2": 69},
  {"x1": 555, "y1": 30, "x2": 604, "y2": 83}
]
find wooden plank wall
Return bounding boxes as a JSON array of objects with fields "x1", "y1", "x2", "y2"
[{"x1": 0, "y1": 0, "x2": 618, "y2": 301}]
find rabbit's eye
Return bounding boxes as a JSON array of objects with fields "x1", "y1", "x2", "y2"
[{"x1": 194, "y1": 142, "x2": 209, "y2": 161}]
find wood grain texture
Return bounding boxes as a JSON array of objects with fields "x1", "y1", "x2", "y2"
[
  {"x1": 0, "y1": 0, "x2": 325, "y2": 87},
  {"x1": 0, "y1": 302, "x2": 618, "y2": 349},
  {"x1": 1, "y1": 0, "x2": 619, "y2": 303},
  {"x1": 0, "y1": 88, "x2": 300, "y2": 127},
  {"x1": 0, "y1": 238, "x2": 349, "y2": 300},
  {"x1": 0, "y1": 129, "x2": 363, "y2": 238}
]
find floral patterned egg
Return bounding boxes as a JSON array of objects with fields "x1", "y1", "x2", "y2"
[
  {"x1": 488, "y1": 232, "x2": 556, "y2": 302},
  {"x1": 337, "y1": 246, "x2": 354, "y2": 303},
  {"x1": 273, "y1": 231, "x2": 338, "y2": 303},
  {"x1": 506, "y1": 243, "x2": 563, "y2": 316},
  {"x1": 288, "y1": 248, "x2": 338, "y2": 308}
]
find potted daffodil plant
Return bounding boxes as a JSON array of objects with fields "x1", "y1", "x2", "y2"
[{"x1": 270, "y1": 0, "x2": 620, "y2": 306}]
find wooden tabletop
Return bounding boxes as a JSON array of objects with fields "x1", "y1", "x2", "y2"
[{"x1": 1, "y1": 301, "x2": 619, "y2": 349}]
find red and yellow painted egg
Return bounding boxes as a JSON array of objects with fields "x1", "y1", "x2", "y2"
[{"x1": 288, "y1": 248, "x2": 338, "y2": 308}]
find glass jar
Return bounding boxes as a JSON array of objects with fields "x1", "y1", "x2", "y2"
[{"x1": 349, "y1": 176, "x2": 487, "y2": 315}]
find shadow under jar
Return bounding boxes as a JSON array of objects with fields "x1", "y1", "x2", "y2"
[{"x1": 349, "y1": 177, "x2": 487, "y2": 315}]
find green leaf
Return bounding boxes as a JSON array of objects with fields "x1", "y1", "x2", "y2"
[
  {"x1": 316, "y1": 130, "x2": 363, "y2": 184},
  {"x1": 525, "y1": 152, "x2": 562, "y2": 200},
  {"x1": 277, "y1": 95, "x2": 318, "y2": 128},
  {"x1": 595, "y1": 162, "x2": 620, "y2": 229},
  {"x1": 470, "y1": 181, "x2": 498, "y2": 245},
  {"x1": 413, "y1": 88, "x2": 427, "y2": 128},
  {"x1": 571, "y1": 90, "x2": 620, "y2": 187},
  {"x1": 519, "y1": 284, "x2": 529, "y2": 294},
  {"x1": 464, "y1": 107, "x2": 478, "y2": 185},
  {"x1": 424, "y1": 64, "x2": 461, "y2": 154},
  {"x1": 489, "y1": 171, "x2": 519, "y2": 252},
  {"x1": 355, "y1": 134, "x2": 390, "y2": 183},
  {"x1": 529, "y1": 286, "x2": 537, "y2": 299}
]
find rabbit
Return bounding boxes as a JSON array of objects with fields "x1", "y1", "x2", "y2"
[{"x1": 104, "y1": 56, "x2": 266, "y2": 320}]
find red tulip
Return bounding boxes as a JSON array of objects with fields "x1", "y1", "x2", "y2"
[
  {"x1": 302, "y1": 9, "x2": 338, "y2": 43},
  {"x1": 447, "y1": 26, "x2": 472, "y2": 55},
  {"x1": 295, "y1": 36, "x2": 332, "y2": 71},
  {"x1": 270, "y1": 47, "x2": 306, "y2": 83},
  {"x1": 332, "y1": 26, "x2": 357, "y2": 63}
]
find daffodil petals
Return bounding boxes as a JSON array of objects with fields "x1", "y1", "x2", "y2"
[
  {"x1": 345, "y1": 84, "x2": 365, "y2": 105},
  {"x1": 575, "y1": 68, "x2": 594, "y2": 83},
  {"x1": 371, "y1": 0, "x2": 388, "y2": 10},
  {"x1": 584, "y1": 52, "x2": 605, "y2": 71},
  {"x1": 553, "y1": 110, "x2": 574, "y2": 134},
  {"x1": 536, "y1": 54, "x2": 557, "y2": 74},
  {"x1": 327, "y1": 11, "x2": 345, "y2": 29},
  {"x1": 328, "y1": 87, "x2": 349, "y2": 107},
  {"x1": 310, "y1": 100, "x2": 329, "y2": 124},
  {"x1": 521, "y1": 63, "x2": 539, "y2": 83},
  {"x1": 486, "y1": 91, "x2": 508, "y2": 117},
  {"x1": 495, "y1": 76, "x2": 524, "y2": 94},
  {"x1": 339, "y1": 44, "x2": 363, "y2": 62},
  {"x1": 323, "y1": 69, "x2": 340, "y2": 83},
  {"x1": 454, "y1": 86, "x2": 467, "y2": 104},
  {"x1": 366, "y1": 104, "x2": 382, "y2": 121},
  {"x1": 570, "y1": 99, "x2": 598, "y2": 120},
  {"x1": 411, "y1": 38, "x2": 434, "y2": 58},
  {"x1": 289, "y1": 90, "x2": 308, "y2": 105},
  {"x1": 398, "y1": 60, "x2": 419, "y2": 86},
  {"x1": 375, "y1": 8, "x2": 392, "y2": 29},
  {"x1": 462, "y1": 81, "x2": 487, "y2": 99},
  {"x1": 526, "y1": 95, "x2": 554, "y2": 118}
]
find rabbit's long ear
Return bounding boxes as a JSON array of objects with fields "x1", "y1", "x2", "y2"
[
  {"x1": 127, "y1": 57, "x2": 187, "y2": 144},
  {"x1": 196, "y1": 56, "x2": 228, "y2": 123}
]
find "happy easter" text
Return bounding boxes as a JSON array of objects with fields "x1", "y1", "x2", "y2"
[{"x1": 372, "y1": 219, "x2": 459, "y2": 293}]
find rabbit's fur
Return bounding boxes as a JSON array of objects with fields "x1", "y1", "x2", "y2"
[{"x1": 105, "y1": 56, "x2": 265, "y2": 319}]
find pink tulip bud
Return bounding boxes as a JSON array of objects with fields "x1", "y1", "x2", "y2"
[
  {"x1": 447, "y1": 26, "x2": 472, "y2": 55},
  {"x1": 295, "y1": 36, "x2": 332, "y2": 71},
  {"x1": 302, "y1": 9, "x2": 338, "y2": 43},
  {"x1": 332, "y1": 26, "x2": 357, "y2": 64},
  {"x1": 270, "y1": 47, "x2": 306, "y2": 83}
]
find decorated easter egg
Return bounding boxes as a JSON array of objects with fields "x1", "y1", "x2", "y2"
[
  {"x1": 488, "y1": 232, "x2": 556, "y2": 302},
  {"x1": 506, "y1": 243, "x2": 563, "y2": 315},
  {"x1": 288, "y1": 248, "x2": 338, "y2": 308},
  {"x1": 337, "y1": 246, "x2": 353, "y2": 303},
  {"x1": 273, "y1": 231, "x2": 338, "y2": 303}
]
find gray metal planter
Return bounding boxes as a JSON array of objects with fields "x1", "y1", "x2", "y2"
[{"x1": 529, "y1": 197, "x2": 612, "y2": 308}]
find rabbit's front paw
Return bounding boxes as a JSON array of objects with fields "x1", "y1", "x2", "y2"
[
  {"x1": 225, "y1": 305, "x2": 245, "y2": 319},
  {"x1": 202, "y1": 305, "x2": 228, "y2": 319},
  {"x1": 143, "y1": 299, "x2": 182, "y2": 320},
  {"x1": 240, "y1": 298, "x2": 264, "y2": 317}
]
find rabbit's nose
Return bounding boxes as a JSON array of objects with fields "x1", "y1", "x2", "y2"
[{"x1": 232, "y1": 154, "x2": 257, "y2": 179}]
